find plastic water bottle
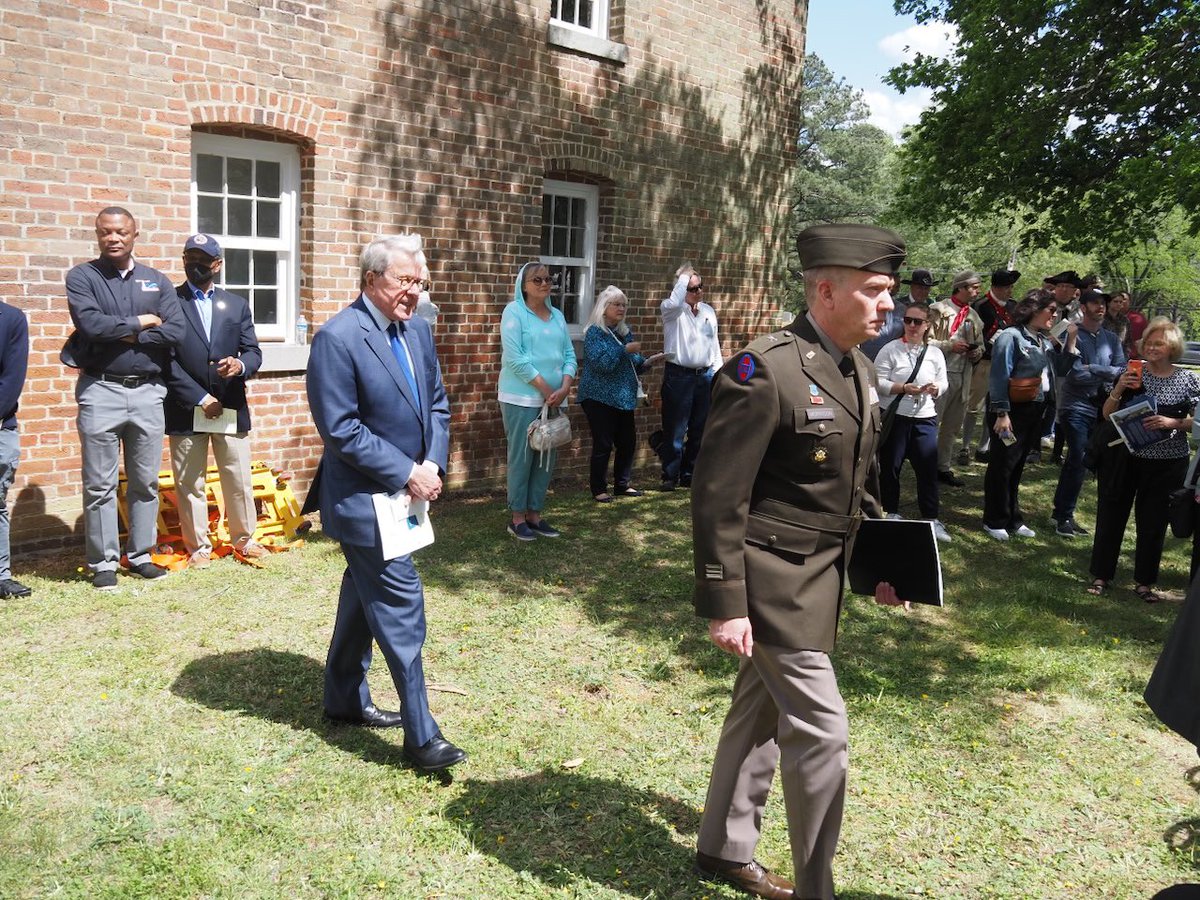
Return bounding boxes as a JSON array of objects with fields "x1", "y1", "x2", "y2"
[{"x1": 296, "y1": 315, "x2": 309, "y2": 345}]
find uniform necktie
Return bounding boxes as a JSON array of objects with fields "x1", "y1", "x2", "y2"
[
  {"x1": 838, "y1": 355, "x2": 855, "y2": 377},
  {"x1": 387, "y1": 321, "x2": 420, "y2": 406}
]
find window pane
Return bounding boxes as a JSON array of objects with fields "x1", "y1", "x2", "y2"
[
  {"x1": 568, "y1": 225, "x2": 584, "y2": 258},
  {"x1": 224, "y1": 249, "x2": 250, "y2": 284},
  {"x1": 226, "y1": 286, "x2": 250, "y2": 303},
  {"x1": 552, "y1": 196, "x2": 569, "y2": 226},
  {"x1": 257, "y1": 200, "x2": 281, "y2": 238},
  {"x1": 228, "y1": 198, "x2": 253, "y2": 236},
  {"x1": 571, "y1": 197, "x2": 586, "y2": 228},
  {"x1": 256, "y1": 161, "x2": 281, "y2": 198},
  {"x1": 227, "y1": 157, "x2": 253, "y2": 195},
  {"x1": 196, "y1": 154, "x2": 223, "y2": 192},
  {"x1": 197, "y1": 196, "x2": 223, "y2": 234},
  {"x1": 253, "y1": 250, "x2": 279, "y2": 286},
  {"x1": 540, "y1": 224, "x2": 552, "y2": 255},
  {"x1": 579, "y1": 0, "x2": 592, "y2": 28},
  {"x1": 552, "y1": 227, "x2": 568, "y2": 257},
  {"x1": 253, "y1": 289, "x2": 278, "y2": 325}
]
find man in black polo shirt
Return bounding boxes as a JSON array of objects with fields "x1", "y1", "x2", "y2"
[{"x1": 65, "y1": 207, "x2": 185, "y2": 590}]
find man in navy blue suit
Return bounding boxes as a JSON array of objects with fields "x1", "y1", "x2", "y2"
[
  {"x1": 165, "y1": 234, "x2": 266, "y2": 567},
  {"x1": 305, "y1": 233, "x2": 465, "y2": 772}
]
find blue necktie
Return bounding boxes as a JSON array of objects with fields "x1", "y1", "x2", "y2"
[{"x1": 387, "y1": 322, "x2": 420, "y2": 406}]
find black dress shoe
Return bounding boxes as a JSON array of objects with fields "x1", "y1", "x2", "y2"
[
  {"x1": 325, "y1": 703, "x2": 404, "y2": 728},
  {"x1": 127, "y1": 561, "x2": 168, "y2": 580},
  {"x1": 695, "y1": 852, "x2": 795, "y2": 899},
  {"x1": 936, "y1": 470, "x2": 964, "y2": 487},
  {"x1": 403, "y1": 732, "x2": 467, "y2": 771},
  {"x1": 0, "y1": 578, "x2": 32, "y2": 598}
]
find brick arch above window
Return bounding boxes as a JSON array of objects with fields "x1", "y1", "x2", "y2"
[
  {"x1": 182, "y1": 83, "x2": 323, "y2": 143},
  {"x1": 540, "y1": 141, "x2": 624, "y2": 183}
]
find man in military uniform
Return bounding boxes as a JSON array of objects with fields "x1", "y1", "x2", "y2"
[
  {"x1": 692, "y1": 223, "x2": 909, "y2": 900},
  {"x1": 928, "y1": 271, "x2": 985, "y2": 485},
  {"x1": 963, "y1": 269, "x2": 1020, "y2": 462}
]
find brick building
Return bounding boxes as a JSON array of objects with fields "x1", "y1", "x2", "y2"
[{"x1": 0, "y1": 0, "x2": 805, "y2": 553}]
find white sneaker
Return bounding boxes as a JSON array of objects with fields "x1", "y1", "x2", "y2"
[
  {"x1": 1012, "y1": 524, "x2": 1036, "y2": 538},
  {"x1": 933, "y1": 520, "x2": 952, "y2": 543},
  {"x1": 1040, "y1": 436, "x2": 1054, "y2": 450},
  {"x1": 984, "y1": 526, "x2": 1010, "y2": 541},
  {"x1": 886, "y1": 512, "x2": 903, "y2": 520}
]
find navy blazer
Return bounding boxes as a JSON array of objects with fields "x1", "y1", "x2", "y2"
[
  {"x1": 304, "y1": 297, "x2": 450, "y2": 547},
  {"x1": 0, "y1": 301, "x2": 29, "y2": 429},
  {"x1": 164, "y1": 283, "x2": 263, "y2": 435}
]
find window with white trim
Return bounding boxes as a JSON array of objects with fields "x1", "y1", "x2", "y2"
[
  {"x1": 540, "y1": 180, "x2": 598, "y2": 329},
  {"x1": 550, "y1": 0, "x2": 609, "y2": 39},
  {"x1": 191, "y1": 133, "x2": 300, "y2": 343}
]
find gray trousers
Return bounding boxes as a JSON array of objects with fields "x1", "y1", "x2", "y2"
[
  {"x1": 697, "y1": 644, "x2": 848, "y2": 900},
  {"x1": 76, "y1": 375, "x2": 167, "y2": 572},
  {"x1": 0, "y1": 428, "x2": 18, "y2": 579}
]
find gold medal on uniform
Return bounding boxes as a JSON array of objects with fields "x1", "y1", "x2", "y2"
[{"x1": 811, "y1": 447, "x2": 828, "y2": 463}]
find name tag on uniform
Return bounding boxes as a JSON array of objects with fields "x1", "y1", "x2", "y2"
[
  {"x1": 137, "y1": 280, "x2": 159, "y2": 291},
  {"x1": 868, "y1": 386, "x2": 880, "y2": 405},
  {"x1": 806, "y1": 408, "x2": 835, "y2": 421}
]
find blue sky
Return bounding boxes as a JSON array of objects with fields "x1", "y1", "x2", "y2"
[{"x1": 805, "y1": 0, "x2": 957, "y2": 139}]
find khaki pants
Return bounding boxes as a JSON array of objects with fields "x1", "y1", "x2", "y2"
[
  {"x1": 169, "y1": 432, "x2": 257, "y2": 553},
  {"x1": 935, "y1": 363, "x2": 972, "y2": 471}
]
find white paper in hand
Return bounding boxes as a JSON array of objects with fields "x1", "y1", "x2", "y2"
[
  {"x1": 192, "y1": 406, "x2": 239, "y2": 434},
  {"x1": 372, "y1": 490, "x2": 434, "y2": 560}
]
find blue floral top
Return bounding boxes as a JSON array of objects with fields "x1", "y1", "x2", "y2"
[{"x1": 577, "y1": 325, "x2": 646, "y2": 411}]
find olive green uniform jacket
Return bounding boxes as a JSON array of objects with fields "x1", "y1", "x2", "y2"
[{"x1": 691, "y1": 315, "x2": 882, "y2": 652}]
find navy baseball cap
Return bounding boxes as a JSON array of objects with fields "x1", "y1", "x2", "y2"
[{"x1": 183, "y1": 233, "x2": 222, "y2": 257}]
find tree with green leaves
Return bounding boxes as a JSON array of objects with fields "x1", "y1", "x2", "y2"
[{"x1": 888, "y1": 0, "x2": 1200, "y2": 253}]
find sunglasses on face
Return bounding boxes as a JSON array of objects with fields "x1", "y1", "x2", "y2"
[
  {"x1": 527, "y1": 276, "x2": 554, "y2": 286},
  {"x1": 902, "y1": 317, "x2": 927, "y2": 326},
  {"x1": 686, "y1": 284, "x2": 703, "y2": 293}
]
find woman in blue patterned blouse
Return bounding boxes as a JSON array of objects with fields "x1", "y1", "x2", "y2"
[{"x1": 577, "y1": 286, "x2": 664, "y2": 502}]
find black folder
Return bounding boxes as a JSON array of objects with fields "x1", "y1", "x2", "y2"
[{"x1": 847, "y1": 518, "x2": 944, "y2": 606}]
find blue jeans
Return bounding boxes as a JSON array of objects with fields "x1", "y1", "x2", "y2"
[
  {"x1": 659, "y1": 365, "x2": 712, "y2": 483},
  {"x1": 1052, "y1": 405, "x2": 1101, "y2": 522},
  {"x1": 501, "y1": 402, "x2": 557, "y2": 513},
  {"x1": 879, "y1": 415, "x2": 939, "y2": 520},
  {"x1": 0, "y1": 429, "x2": 17, "y2": 579}
]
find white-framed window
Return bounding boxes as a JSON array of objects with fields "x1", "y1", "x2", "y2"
[
  {"x1": 191, "y1": 133, "x2": 300, "y2": 343},
  {"x1": 540, "y1": 180, "x2": 598, "y2": 331},
  {"x1": 550, "y1": 0, "x2": 608, "y2": 39}
]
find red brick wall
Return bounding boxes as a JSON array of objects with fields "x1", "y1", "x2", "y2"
[{"x1": 0, "y1": 0, "x2": 805, "y2": 553}]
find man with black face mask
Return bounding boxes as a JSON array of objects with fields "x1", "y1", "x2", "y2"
[{"x1": 164, "y1": 234, "x2": 265, "y2": 567}]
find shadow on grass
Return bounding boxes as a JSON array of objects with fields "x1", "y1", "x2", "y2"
[
  {"x1": 444, "y1": 769, "x2": 903, "y2": 899},
  {"x1": 169, "y1": 648, "x2": 452, "y2": 782},
  {"x1": 1165, "y1": 817, "x2": 1200, "y2": 870}
]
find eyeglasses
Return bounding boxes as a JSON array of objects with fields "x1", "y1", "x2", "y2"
[
  {"x1": 686, "y1": 284, "x2": 704, "y2": 293},
  {"x1": 384, "y1": 271, "x2": 432, "y2": 292},
  {"x1": 527, "y1": 276, "x2": 554, "y2": 286},
  {"x1": 902, "y1": 317, "x2": 927, "y2": 326}
]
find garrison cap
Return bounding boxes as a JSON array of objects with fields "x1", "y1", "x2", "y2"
[
  {"x1": 183, "y1": 233, "x2": 222, "y2": 257},
  {"x1": 795, "y1": 224, "x2": 905, "y2": 276},
  {"x1": 990, "y1": 269, "x2": 1021, "y2": 287},
  {"x1": 901, "y1": 268, "x2": 938, "y2": 287}
]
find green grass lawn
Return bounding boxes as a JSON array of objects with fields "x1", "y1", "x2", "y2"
[{"x1": 1, "y1": 459, "x2": 1198, "y2": 898}]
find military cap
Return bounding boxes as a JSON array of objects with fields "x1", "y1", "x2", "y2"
[
  {"x1": 950, "y1": 270, "x2": 982, "y2": 292},
  {"x1": 901, "y1": 268, "x2": 939, "y2": 287},
  {"x1": 795, "y1": 224, "x2": 905, "y2": 276},
  {"x1": 990, "y1": 269, "x2": 1020, "y2": 287},
  {"x1": 1045, "y1": 270, "x2": 1084, "y2": 288}
]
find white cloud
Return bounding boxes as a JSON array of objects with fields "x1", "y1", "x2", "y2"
[
  {"x1": 878, "y1": 22, "x2": 959, "y2": 61},
  {"x1": 862, "y1": 87, "x2": 934, "y2": 140}
]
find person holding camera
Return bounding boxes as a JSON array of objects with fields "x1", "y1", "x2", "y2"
[
  {"x1": 929, "y1": 271, "x2": 985, "y2": 486},
  {"x1": 577, "y1": 285, "x2": 664, "y2": 502}
]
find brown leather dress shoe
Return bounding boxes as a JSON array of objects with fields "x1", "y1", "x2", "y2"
[{"x1": 695, "y1": 852, "x2": 795, "y2": 899}]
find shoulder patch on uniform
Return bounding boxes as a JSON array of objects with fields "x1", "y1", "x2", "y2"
[{"x1": 736, "y1": 353, "x2": 756, "y2": 382}]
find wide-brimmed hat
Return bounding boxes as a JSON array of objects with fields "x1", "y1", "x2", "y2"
[
  {"x1": 990, "y1": 269, "x2": 1020, "y2": 287},
  {"x1": 1045, "y1": 270, "x2": 1084, "y2": 288},
  {"x1": 900, "y1": 268, "x2": 938, "y2": 287}
]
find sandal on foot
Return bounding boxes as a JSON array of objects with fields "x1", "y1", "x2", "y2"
[
  {"x1": 1086, "y1": 579, "x2": 1108, "y2": 596},
  {"x1": 1135, "y1": 585, "x2": 1164, "y2": 603}
]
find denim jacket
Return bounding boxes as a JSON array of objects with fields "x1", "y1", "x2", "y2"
[{"x1": 989, "y1": 325, "x2": 1055, "y2": 413}]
